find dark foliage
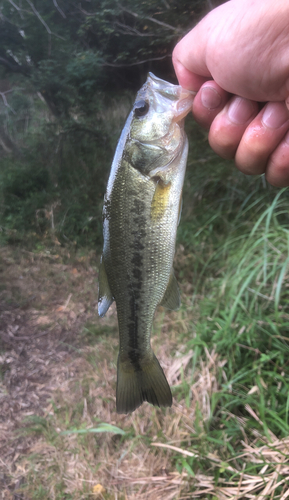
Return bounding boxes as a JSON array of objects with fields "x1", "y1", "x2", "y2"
[{"x1": 0, "y1": 0, "x2": 216, "y2": 247}]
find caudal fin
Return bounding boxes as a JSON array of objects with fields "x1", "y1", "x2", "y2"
[{"x1": 116, "y1": 353, "x2": 172, "y2": 414}]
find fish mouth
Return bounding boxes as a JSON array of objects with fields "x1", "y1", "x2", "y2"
[
  {"x1": 173, "y1": 88, "x2": 195, "y2": 122},
  {"x1": 147, "y1": 72, "x2": 195, "y2": 122}
]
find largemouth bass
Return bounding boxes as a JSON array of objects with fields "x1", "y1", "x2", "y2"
[{"x1": 98, "y1": 73, "x2": 194, "y2": 413}]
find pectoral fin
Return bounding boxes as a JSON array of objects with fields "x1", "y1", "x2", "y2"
[
  {"x1": 160, "y1": 270, "x2": 181, "y2": 310},
  {"x1": 98, "y1": 257, "x2": 114, "y2": 317},
  {"x1": 151, "y1": 180, "x2": 171, "y2": 222}
]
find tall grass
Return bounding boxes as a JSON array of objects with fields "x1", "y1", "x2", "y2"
[
  {"x1": 175, "y1": 118, "x2": 289, "y2": 445},
  {"x1": 2, "y1": 105, "x2": 289, "y2": 499}
]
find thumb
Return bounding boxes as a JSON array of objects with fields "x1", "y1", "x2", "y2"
[{"x1": 172, "y1": 22, "x2": 212, "y2": 91}]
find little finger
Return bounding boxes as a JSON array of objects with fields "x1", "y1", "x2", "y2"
[
  {"x1": 235, "y1": 102, "x2": 289, "y2": 175},
  {"x1": 265, "y1": 130, "x2": 289, "y2": 187}
]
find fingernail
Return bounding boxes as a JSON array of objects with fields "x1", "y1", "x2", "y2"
[
  {"x1": 201, "y1": 87, "x2": 222, "y2": 109},
  {"x1": 262, "y1": 102, "x2": 289, "y2": 129},
  {"x1": 228, "y1": 97, "x2": 254, "y2": 125}
]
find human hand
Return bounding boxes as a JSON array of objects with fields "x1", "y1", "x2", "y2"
[{"x1": 172, "y1": 0, "x2": 289, "y2": 187}]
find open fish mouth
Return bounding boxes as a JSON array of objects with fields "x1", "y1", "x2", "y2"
[
  {"x1": 173, "y1": 90, "x2": 196, "y2": 121},
  {"x1": 147, "y1": 72, "x2": 195, "y2": 122}
]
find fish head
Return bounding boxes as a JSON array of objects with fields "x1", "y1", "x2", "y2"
[{"x1": 126, "y1": 73, "x2": 195, "y2": 180}]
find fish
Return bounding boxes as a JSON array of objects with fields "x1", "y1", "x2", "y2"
[{"x1": 98, "y1": 73, "x2": 194, "y2": 414}]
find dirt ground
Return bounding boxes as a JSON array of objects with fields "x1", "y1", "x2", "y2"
[
  {"x1": 2, "y1": 246, "x2": 289, "y2": 500},
  {"x1": 0, "y1": 246, "x2": 103, "y2": 496},
  {"x1": 0, "y1": 246, "x2": 205, "y2": 500}
]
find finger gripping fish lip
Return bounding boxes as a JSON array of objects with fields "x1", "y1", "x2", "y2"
[{"x1": 147, "y1": 71, "x2": 195, "y2": 122}]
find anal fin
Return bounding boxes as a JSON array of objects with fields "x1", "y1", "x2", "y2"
[{"x1": 160, "y1": 270, "x2": 181, "y2": 310}]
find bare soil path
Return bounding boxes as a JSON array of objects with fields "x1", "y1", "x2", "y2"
[{"x1": 0, "y1": 246, "x2": 101, "y2": 496}]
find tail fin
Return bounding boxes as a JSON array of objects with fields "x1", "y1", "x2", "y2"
[{"x1": 116, "y1": 353, "x2": 172, "y2": 414}]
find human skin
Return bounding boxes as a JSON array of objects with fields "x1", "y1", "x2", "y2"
[{"x1": 172, "y1": 0, "x2": 289, "y2": 187}]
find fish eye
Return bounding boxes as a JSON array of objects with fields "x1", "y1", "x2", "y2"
[{"x1": 134, "y1": 100, "x2": 149, "y2": 117}]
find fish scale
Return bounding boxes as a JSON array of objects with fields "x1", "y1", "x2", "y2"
[{"x1": 98, "y1": 73, "x2": 194, "y2": 413}]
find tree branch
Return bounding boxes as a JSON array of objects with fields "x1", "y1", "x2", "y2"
[
  {"x1": 8, "y1": 0, "x2": 24, "y2": 18},
  {"x1": 101, "y1": 54, "x2": 171, "y2": 67},
  {"x1": 75, "y1": 3, "x2": 183, "y2": 34},
  {"x1": 114, "y1": 21, "x2": 157, "y2": 37},
  {"x1": 0, "y1": 56, "x2": 31, "y2": 75},
  {"x1": 0, "y1": 90, "x2": 16, "y2": 114},
  {"x1": 52, "y1": 0, "x2": 66, "y2": 19},
  {"x1": 0, "y1": 125, "x2": 20, "y2": 155},
  {"x1": 25, "y1": 0, "x2": 66, "y2": 55},
  {"x1": 25, "y1": 0, "x2": 52, "y2": 54},
  {"x1": 119, "y1": 6, "x2": 183, "y2": 33},
  {"x1": 25, "y1": 0, "x2": 52, "y2": 34}
]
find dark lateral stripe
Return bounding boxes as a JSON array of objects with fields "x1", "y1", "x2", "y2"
[{"x1": 126, "y1": 196, "x2": 149, "y2": 370}]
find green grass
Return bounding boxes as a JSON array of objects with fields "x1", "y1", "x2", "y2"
[
  {"x1": 168, "y1": 120, "x2": 289, "y2": 492},
  {"x1": 3, "y1": 119, "x2": 289, "y2": 499}
]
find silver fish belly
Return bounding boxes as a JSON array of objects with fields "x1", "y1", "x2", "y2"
[{"x1": 98, "y1": 73, "x2": 194, "y2": 413}]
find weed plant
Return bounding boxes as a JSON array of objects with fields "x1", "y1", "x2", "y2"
[
  {"x1": 175, "y1": 118, "x2": 289, "y2": 469},
  {"x1": 0, "y1": 91, "x2": 133, "y2": 249},
  {"x1": 2, "y1": 107, "x2": 289, "y2": 498}
]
